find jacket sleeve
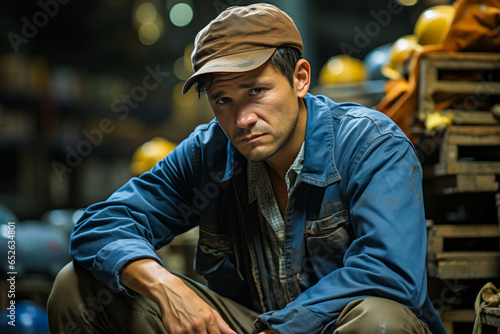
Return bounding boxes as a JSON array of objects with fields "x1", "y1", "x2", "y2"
[
  {"x1": 70, "y1": 133, "x2": 201, "y2": 296},
  {"x1": 258, "y1": 118, "x2": 431, "y2": 333}
]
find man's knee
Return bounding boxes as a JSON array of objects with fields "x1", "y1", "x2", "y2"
[
  {"x1": 335, "y1": 297, "x2": 430, "y2": 333},
  {"x1": 47, "y1": 262, "x2": 88, "y2": 334},
  {"x1": 48, "y1": 261, "x2": 166, "y2": 333},
  {"x1": 48, "y1": 262, "x2": 79, "y2": 310},
  {"x1": 48, "y1": 261, "x2": 117, "y2": 316}
]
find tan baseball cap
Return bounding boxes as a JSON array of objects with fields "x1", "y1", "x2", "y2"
[{"x1": 182, "y1": 3, "x2": 303, "y2": 94}]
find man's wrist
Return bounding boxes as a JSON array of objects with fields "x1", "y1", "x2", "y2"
[{"x1": 120, "y1": 258, "x2": 171, "y2": 299}]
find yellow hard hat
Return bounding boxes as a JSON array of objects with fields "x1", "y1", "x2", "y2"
[
  {"x1": 130, "y1": 137, "x2": 177, "y2": 175},
  {"x1": 414, "y1": 5, "x2": 455, "y2": 46},
  {"x1": 318, "y1": 55, "x2": 367, "y2": 85},
  {"x1": 381, "y1": 34, "x2": 422, "y2": 80}
]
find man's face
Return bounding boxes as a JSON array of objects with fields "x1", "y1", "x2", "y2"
[{"x1": 206, "y1": 61, "x2": 305, "y2": 162}]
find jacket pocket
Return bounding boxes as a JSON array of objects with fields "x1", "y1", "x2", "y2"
[
  {"x1": 195, "y1": 226, "x2": 253, "y2": 308},
  {"x1": 304, "y1": 210, "x2": 354, "y2": 276},
  {"x1": 195, "y1": 226, "x2": 235, "y2": 278}
]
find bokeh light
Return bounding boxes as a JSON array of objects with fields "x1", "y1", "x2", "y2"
[
  {"x1": 169, "y1": 3, "x2": 193, "y2": 27},
  {"x1": 327, "y1": 58, "x2": 345, "y2": 76},
  {"x1": 396, "y1": 0, "x2": 419, "y2": 6},
  {"x1": 138, "y1": 16, "x2": 164, "y2": 45},
  {"x1": 136, "y1": 2, "x2": 157, "y2": 23},
  {"x1": 172, "y1": 82, "x2": 197, "y2": 107},
  {"x1": 173, "y1": 56, "x2": 192, "y2": 80},
  {"x1": 183, "y1": 43, "x2": 194, "y2": 70}
]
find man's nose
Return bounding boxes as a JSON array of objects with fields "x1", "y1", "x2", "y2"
[{"x1": 235, "y1": 105, "x2": 258, "y2": 128}]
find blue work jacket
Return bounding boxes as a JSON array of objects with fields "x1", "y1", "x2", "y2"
[{"x1": 70, "y1": 93, "x2": 446, "y2": 334}]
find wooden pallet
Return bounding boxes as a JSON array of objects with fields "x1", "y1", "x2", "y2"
[
  {"x1": 439, "y1": 309, "x2": 476, "y2": 334},
  {"x1": 418, "y1": 52, "x2": 500, "y2": 125},
  {"x1": 424, "y1": 125, "x2": 500, "y2": 193},
  {"x1": 427, "y1": 224, "x2": 500, "y2": 279},
  {"x1": 435, "y1": 126, "x2": 500, "y2": 176}
]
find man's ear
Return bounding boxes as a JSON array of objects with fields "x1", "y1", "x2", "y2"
[{"x1": 294, "y1": 59, "x2": 311, "y2": 98}]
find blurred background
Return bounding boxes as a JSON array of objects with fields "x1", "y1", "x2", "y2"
[
  {"x1": 7, "y1": 1, "x2": 499, "y2": 333},
  {"x1": 0, "y1": 0, "x2": 446, "y2": 218}
]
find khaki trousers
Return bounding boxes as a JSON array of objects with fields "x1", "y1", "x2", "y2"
[{"x1": 47, "y1": 262, "x2": 431, "y2": 334}]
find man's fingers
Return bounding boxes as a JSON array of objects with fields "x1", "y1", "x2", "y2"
[
  {"x1": 257, "y1": 330, "x2": 279, "y2": 334},
  {"x1": 213, "y1": 311, "x2": 237, "y2": 334},
  {"x1": 163, "y1": 308, "x2": 235, "y2": 334}
]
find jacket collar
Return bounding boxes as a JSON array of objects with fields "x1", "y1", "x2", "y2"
[
  {"x1": 300, "y1": 93, "x2": 340, "y2": 187},
  {"x1": 215, "y1": 93, "x2": 340, "y2": 187}
]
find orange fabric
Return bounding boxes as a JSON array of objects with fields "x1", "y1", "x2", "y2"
[
  {"x1": 442, "y1": 0, "x2": 500, "y2": 52},
  {"x1": 376, "y1": 0, "x2": 500, "y2": 143}
]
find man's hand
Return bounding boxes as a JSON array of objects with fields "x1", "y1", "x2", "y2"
[
  {"x1": 155, "y1": 273, "x2": 235, "y2": 333},
  {"x1": 121, "y1": 258, "x2": 236, "y2": 334},
  {"x1": 258, "y1": 329, "x2": 279, "y2": 334}
]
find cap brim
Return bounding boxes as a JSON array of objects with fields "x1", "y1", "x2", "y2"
[{"x1": 182, "y1": 48, "x2": 276, "y2": 94}]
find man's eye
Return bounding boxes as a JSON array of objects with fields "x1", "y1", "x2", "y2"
[
  {"x1": 250, "y1": 88, "x2": 264, "y2": 96},
  {"x1": 216, "y1": 97, "x2": 231, "y2": 105}
]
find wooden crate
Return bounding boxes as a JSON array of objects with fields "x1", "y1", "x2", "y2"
[
  {"x1": 418, "y1": 52, "x2": 500, "y2": 125},
  {"x1": 424, "y1": 125, "x2": 500, "y2": 193},
  {"x1": 439, "y1": 309, "x2": 476, "y2": 334},
  {"x1": 427, "y1": 224, "x2": 500, "y2": 279}
]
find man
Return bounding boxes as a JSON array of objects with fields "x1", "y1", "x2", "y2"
[{"x1": 48, "y1": 3, "x2": 446, "y2": 334}]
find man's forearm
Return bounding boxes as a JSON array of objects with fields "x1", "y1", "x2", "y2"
[{"x1": 120, "y1": 258, "x2": 182, "y2": 304}]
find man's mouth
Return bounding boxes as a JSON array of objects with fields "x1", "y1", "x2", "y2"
[{"x1": 238, "y1": 134, "x2": 265, "y2": 143}]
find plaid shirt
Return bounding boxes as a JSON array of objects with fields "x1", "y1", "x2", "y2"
[{"x1": 247, "y1": 143, "x2": 305, "y2": 309}]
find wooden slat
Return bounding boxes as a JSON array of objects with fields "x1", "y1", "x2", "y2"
[
  {"x1": 436, "y1": 260, "x2": 500, "y2": 279},
  {"x1": 447, "y1": 125, "x2": 500, "y2": 136},
  {"x1": 456, "y1": 174, "x2": 499, "y2": 192},
  {"x1": 443, "y1": 110, "x2": 498, "y2": 124},
  {"x1": 436, "y1": 251, "x2": 500, "y2": 261},
  {"x1": 438, "y1": 309, "x2": 476, "y2": 334},
  {"x1": 432, "y1": 81, "x2": 500, "y2": 95},
  {"x1": 429, "y1": 52, "x2": 500, "y2": 69},
  {"x1": 440, "y1": 309, "x2": 476, "y2": 322},
  {"x1": 447, "y1": 129, "x2": 500, "y2": 145},
  {"x1": 441, "y1": 162, "x2": 500, "y2": 175},
  {"x1": 431, "y1": 224, "x2": 499, "y2": 238}
]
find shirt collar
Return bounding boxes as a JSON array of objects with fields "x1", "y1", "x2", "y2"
[{"x1": 247, "y1": 142, "x2": 305, "y2": 203}]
